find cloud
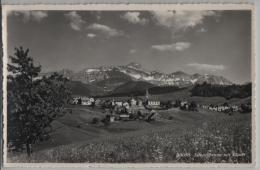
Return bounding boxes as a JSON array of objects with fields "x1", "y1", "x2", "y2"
[
  {"x1": 121, "y1": 12, "x2": 148, "y2": 25},
  {"x1": 14, "y1": 11, "x2": 48, "y2": 22},
  {"x1": 129, "y1": 49, "x2": 137, "y2": 54},
  {"x1": 197, "y1": 27, "x2": 207, "y2": 33},
  {"x1": 64, "y1": 11, "x2": 85, "y2": 31},
  {"x1": 187, "y1": 63, "x2": 225, "y2": 72},
  {"x1": 151, "y1": 42, "x2": 191, "y2": 52},
  {"x1": 88, "y1": 23, "x2": 123, "y2": 38},
  {"x1": 150, "y1": 10, "x2": 216, "y2": 31},
  {"x1": 87, "y1": 33, "x2": 97, "y2": 38}
]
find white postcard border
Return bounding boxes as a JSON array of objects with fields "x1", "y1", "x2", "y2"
[{"x1": 1, "y1": 3, "x2": 256, "y2": 168}]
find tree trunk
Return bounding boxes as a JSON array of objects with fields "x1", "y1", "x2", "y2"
[{"x1": 26, "y1": 142, "x2": 32, "y2": 157}]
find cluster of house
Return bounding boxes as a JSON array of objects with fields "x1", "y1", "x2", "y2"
[
  {"x1": 172, "y1": 99, "x2": 249, "y2": 113},
  {"x1": 104, "y1": 109, "x2": 158, "y2": 123},
  {"x1": 71, "y1": 96, "x2": 162, "y2": 122},
  {"x1": 71, "y1": 96, "x2": 95, "y2": 106},
  {"x1": 178, "y1": 101, "x2": 197, "y2": 111},
  {"x1": 71, "y1": 96, "x2": 161, "y2": 108},
  {"x1": 198, "y1": 104, "x2": 240, "y2": 113}
]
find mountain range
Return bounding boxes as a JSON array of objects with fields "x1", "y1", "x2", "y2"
[{"x1": 41, "y1": 62, "x2": 233, "y2": 96}]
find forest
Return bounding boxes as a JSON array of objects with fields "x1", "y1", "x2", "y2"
[{"x1": 190, "y1": 82, "x2": 252, "y2": 99}]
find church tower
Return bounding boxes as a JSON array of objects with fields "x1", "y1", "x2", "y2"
[{"x1": 145, "y1": 89, "x2": 150, "y2": 100}]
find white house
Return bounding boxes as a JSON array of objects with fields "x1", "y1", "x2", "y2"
[
  {"x1": 180, "y1": 101, "x2": 188, "y2": 107},
  {"x1": 148, "y1": 101, "x2": 160, "y2": 106},
  {"x1": 119, "y1": 114, "x2": 130, "y2": 121},
  {"x1": 137, "y1": 100, "x2": 143, "y2": 107},
  {"x1": 115, "y1": 101, "x2": 123, "y2": 107},
  {"x1": 81, "y1": 97, "x2": 93, "y2": 106},
  {"x1": 231, "y1": 105, "x2": 238, "y2": 111},
  {"x1": 95, "y1": 99, "x2": 102, "y2": 106},
  {"x1": 89, "y1": 97, "x2": 95, "y2": 103},
  {"x1": 72, "y1": 97, "x2": 80, "y2": 105},
  {"x1": 123, "y1": 101, "x2": 130, "y2": 110},
  {"x1": 131, "y1": 98, "x2": 137, "y2": 106}
]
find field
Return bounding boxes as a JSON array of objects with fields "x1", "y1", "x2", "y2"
[{"x1": 7, "y1": 98, "x2": 252, "y2": 163}]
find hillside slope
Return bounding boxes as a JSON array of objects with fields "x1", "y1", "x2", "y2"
[
  {"x1": 69, "y1": 81, "x2": 105, "y2": 96},
  {"x1": 109, "y1": 81, "x2": 155, "y2": 96}
]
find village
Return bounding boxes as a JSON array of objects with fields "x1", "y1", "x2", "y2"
[{"x1": 70, "y1": 90, "x2": 251, "y2": 124}]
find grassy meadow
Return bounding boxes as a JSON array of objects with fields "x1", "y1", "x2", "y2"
[{"x1": 8, "y1": 102, "x2": 252, "y2": 163}]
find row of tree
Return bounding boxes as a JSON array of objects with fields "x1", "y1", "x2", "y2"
[{"x1": 190, "y1": 82, "x2": 252, "y2": 99}]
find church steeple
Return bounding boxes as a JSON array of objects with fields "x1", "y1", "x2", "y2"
[{"x1": 145, "y1": 89, "x2": 150, "y2": 99}]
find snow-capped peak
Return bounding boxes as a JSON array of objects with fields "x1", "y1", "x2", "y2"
[
  {"x1": 86, "y1": 68, "x2": 100, "y2": 73},
  {"x1": 126, "y1": 62, "x2": 142, "y2": 69},
  {"x1": 49, "y1": 62, "x2": 233, "y2": 86}
]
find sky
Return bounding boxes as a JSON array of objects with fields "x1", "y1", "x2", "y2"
[{"x1": 7, "y1": 10, "x2": 251, "y2": 83}]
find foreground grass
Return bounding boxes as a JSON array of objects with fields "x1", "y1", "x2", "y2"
[{"x1": 9, "y1": 113, "x2": 251, "y2": 163}]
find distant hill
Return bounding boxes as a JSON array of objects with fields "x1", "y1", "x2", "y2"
[
  {"x1": 149, "y1": 86, "x2": 186, "y2": 95},
  {"x1": 106, "y1": 81, "x2": 155, "y2": 97},
  {"x1": 103, "y1": 81, "x2": 188, "y2": 98},
  {"x1": 69, "y1": 81, "x2": 105, "y2": 96},
  {"x1": 92, "y1": 68, "x2": 133, "y2": 92}
]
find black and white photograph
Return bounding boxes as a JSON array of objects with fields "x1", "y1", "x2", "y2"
[{"x1": 1, "y1": 4, "x2": 255, "y2": 166}]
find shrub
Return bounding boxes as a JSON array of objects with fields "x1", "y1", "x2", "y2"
[
  {"x1": 92, "y1": 117, "x2": 100, "y2": 124},
  {"x1": 168, "y1": 116, "x2": 173, "y2": 120},
  {"x1": 101, "y1": 115, "x2": 111, "y2": 126}
]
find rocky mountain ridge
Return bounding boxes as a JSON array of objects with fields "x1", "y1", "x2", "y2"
[{"x1": 41, "y1": 62, "x2": 233, "y2": 90}]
